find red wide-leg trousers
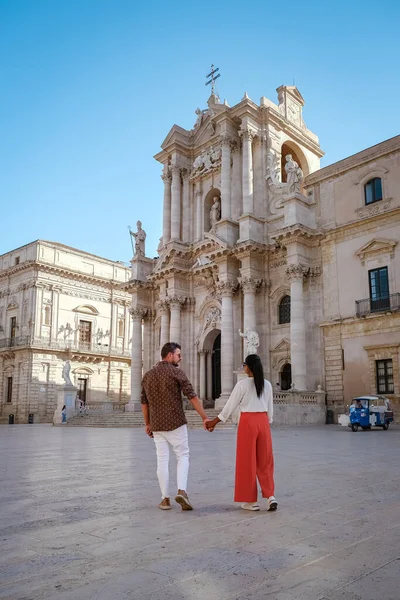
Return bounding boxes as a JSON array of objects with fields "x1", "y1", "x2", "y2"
[{"x1": 234, "y1": 412, "x2": 275, "y2": 503}]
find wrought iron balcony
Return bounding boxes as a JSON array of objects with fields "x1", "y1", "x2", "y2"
[
  {"x1": 356, "y1": 293, "x2": 400, "y2": 317},
  {"x1": 0, "y1": 335, "x2": 130, "y2": 357}
]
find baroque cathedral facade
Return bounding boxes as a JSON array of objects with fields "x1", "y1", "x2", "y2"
[{"x1": 125, "y1": 85, "x2": 400, "y2": 420}]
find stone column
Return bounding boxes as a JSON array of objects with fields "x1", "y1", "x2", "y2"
[
  {"x1": 206, "y1": 351, "x2": 213, "y2": 401},
  {"x1": 199, "y1": 350, "x2": 206, "y2": 401},
  {"x1": 50, "y1": 287, "x2": 60, "y2": 342},
  {"x1": 125, "y1": 308, "x2": 145, "y2": 412},
  {"x1": 240, "y1": 277, "x2": 258, "y2": 358},
  {"x1": 287, "y1": 264, "x2": 308, "y2": 391},
  {"x1": 161, "y1": 169, "x2": 172, "y2": 244},
  {"x1": 142, "y1": 311, "x2": 152, "y2": 374},
  {"x1": 159, "y1": 301, "x2": 170, "y2": 350},
  {"x1": 195, "y1": 181, "x2": 202, "y2": 241},
  {"x1": 239, "y1": 126, "x2": 255, "y2": 214},
  {"x1": 182, "y1": 171, "x2": 190, "y2": 242},
  {"x1": 34, "y1": 284, "x2": 44, "y2": 339},
  {"x1": 216, "y1": 281, "x2": 236, "y2": 408},
  {"x1": 169, "y1": 296, "x2": 184, "y2": 344},
  {"x1": 171, "y1": 166, "x2": 181, "y2": 240},
  {"x1": 220, "y1": 134, "x2": 232, "y2": 220}
]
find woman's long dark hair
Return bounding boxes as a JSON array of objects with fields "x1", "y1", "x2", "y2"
[{"x1": 244, "y1": 354, "x2": 265, "y2": 398}]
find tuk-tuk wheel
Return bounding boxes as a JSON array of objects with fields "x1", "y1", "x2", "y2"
[
  {"x1": 382, "y1": 423, "x2": 389, "y2": 430},
  {"x1": 351, "y1": 423, "x2": 359, "y2": 432}
]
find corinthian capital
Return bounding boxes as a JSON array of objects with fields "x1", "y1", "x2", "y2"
[
  {"x1": 168, "y1": 295, "x2": 186, "y2": 308},
  {"x1": 286, "y1": 263, "x2": 310, "y2": 281},
  {"x1": 157, "y1": 300, "x2": 169, "y2": 314},
  {"x1": 216, "y1": 280, "x2": 237, "y2": 297},
  {"x1": 238, "y1": 125, "x2": 257, "y2": 142},
  {"x1": 239, "y1": 276, "x2": 262, "y2": 294},
  {"x1": 171, "y1": 165, "x2": 182, "y2": 178},
  {"x1": 129, "y1": 307, "x2": 147, "y2": 320}
]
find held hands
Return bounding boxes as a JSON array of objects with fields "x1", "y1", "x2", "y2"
[{"x1": 205, "y1": 418, "x2": 218, "y2": 432}]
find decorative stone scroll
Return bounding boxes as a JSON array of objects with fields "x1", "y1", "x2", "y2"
[{"x1": 190, "y1": 146, "x2": 221, "y2": 180}]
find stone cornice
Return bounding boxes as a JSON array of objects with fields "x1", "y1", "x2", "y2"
[
  {"x1": 121, "y1": 279, "x2": 154, "y2": 292},
  {"x1": 272, "y1": 225, "x2": 323, "y2": 247},
  {"x1": 305, "y1": 135, "x2": 400, "y2": 186},
  {"x1": 0, "y1": 260, "x2": 36, "y2": 280},
  {"x1": 321, "y1": 206, "x2": 400, "y2": 244},
  {"x1": 0, "y1": 260, "x2": 130, "y2": 292},
  {"x1": 233, "y1": 241, "x2": 265, "y2": 257}
]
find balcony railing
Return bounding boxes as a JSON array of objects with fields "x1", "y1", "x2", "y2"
[
  {"x1": 356, "y1": 293, "x2": 400, "y2": 317},
  {"x1": 0, "y1": 335, "x2": 130, "y2": 357}
]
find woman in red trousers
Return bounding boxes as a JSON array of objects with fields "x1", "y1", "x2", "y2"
[{"x1": 206, "y1": 354, "x2": 277, "y2": 512}]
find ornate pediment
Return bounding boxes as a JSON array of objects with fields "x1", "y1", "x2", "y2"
[
  {"x1": 356, "y1": 238, "x2": 397, "y2": 265},
  {"x1": 273, "y1": 339, "x2": 291, "y2": 352}
]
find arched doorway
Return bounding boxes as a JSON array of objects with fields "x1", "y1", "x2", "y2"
[
  {"x1": 212, "y1": 333, "x2": 221, "y2": 401},
  {"x1": 280, "y1": 363, "x2": 292, "y2": 391},
  {"x1": 201, "y1": 328, "x2": 221, "y2": 408}
]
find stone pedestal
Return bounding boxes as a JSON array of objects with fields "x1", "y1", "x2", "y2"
[
  {"x1": 54, "y1": 384, "x2": 78, "y2": 423},
  {"x1": 237, "y1": 214, "x2": 264, "y2": 244},
  {"x1": 282, "y1": 192, "x2": 316, "y2": 228},
  {"x1": 130, "y1": 256, "x2": 154, "y2": 281},
  {"x1": 215, "y1": 219, "x2": 239, "y2": 246}
]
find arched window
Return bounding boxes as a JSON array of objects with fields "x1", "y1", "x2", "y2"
[
  {"x1": 279, "y1": 295, "x2": 291, "y2": 324},
  {"x1": 364, "y1": 178, "x2": 382, "y2": 205}
]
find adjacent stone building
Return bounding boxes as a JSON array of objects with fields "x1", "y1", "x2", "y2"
[
  {"x1": 0, "y1": 241, "x2": 132, "y2": 423},
  {"x1": 125, "y1": 86, "x2": 400, "y2": 420}
]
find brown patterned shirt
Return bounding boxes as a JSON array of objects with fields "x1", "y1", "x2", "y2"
[{"x1": 141, "y1": 361, "x2": 197, "y2": 431}]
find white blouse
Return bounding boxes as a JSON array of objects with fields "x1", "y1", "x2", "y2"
[{"x1": 218, "y1": 377, "x2": 274, "y2": 424}]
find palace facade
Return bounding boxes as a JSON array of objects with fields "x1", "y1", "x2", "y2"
[{"x1": 0, "y1": 241, "x2": 133, "y2": 423}]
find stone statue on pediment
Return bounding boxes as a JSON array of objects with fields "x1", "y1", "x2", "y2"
[
  {"x1": 193, "y1": 107, "x2": 204, "y2": 130},
  {"x1": 285, "y1": 154, "x2": 303, "y2": 194}
]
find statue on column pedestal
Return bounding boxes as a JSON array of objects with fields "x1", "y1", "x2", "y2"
[
  {"x1": 238, "y1": 329, "x2": 260, "y2": 356},
  {"x1": 131, "y1": 221, "x2": 146, "y2": 257}
]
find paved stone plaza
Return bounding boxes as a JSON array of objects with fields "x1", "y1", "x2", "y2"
[{"x1": 1, "y1": 424, "x2": 400, "y2": 600}]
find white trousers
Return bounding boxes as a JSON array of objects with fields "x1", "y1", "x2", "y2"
[{"x1": 153, "y1": 424, "x2": 189, "y2": 499}]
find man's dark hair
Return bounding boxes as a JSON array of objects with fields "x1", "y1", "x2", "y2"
[{"x1": 161, "y1": 342, "x2": 181, "y2": 359}]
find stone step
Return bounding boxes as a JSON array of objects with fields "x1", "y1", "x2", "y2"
[{"x1": 63, "y1": 409, "x2": 233, "y2": 429}]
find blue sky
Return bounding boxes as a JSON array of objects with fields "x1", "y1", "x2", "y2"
[{"x1": 1, "y1": 0, "x2": 399, "y2": 262}]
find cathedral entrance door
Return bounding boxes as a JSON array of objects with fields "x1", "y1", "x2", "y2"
[
  {"x1": 280, "y1": 363, "x2": 292, "y2": 391},
  {"x1": 212, "y1": 333, "x2": 221, "y2": 401}
]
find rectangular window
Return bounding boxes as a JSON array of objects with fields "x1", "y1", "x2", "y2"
[
  {"x1": 6, "y1": 377, "x2": 13, "y2": 403},
  {"x1": 78, "y1": 320, "x2": 92, "y2": 347},
  {"x1": 10, "y1": 316, "x2": 17, "y2": 340},
  {"x1": 14, "y1": 256, "x2": 20, "y2": 265},
  {"x1": 376, "y1": 359, "x2": 394, "y2": 394},
  {"x1": 369, "y1": 267, "x2": 390, "y2": 312},
  {"x1": 365, "y1": 178, "x2": 383, "y2": 205}
]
